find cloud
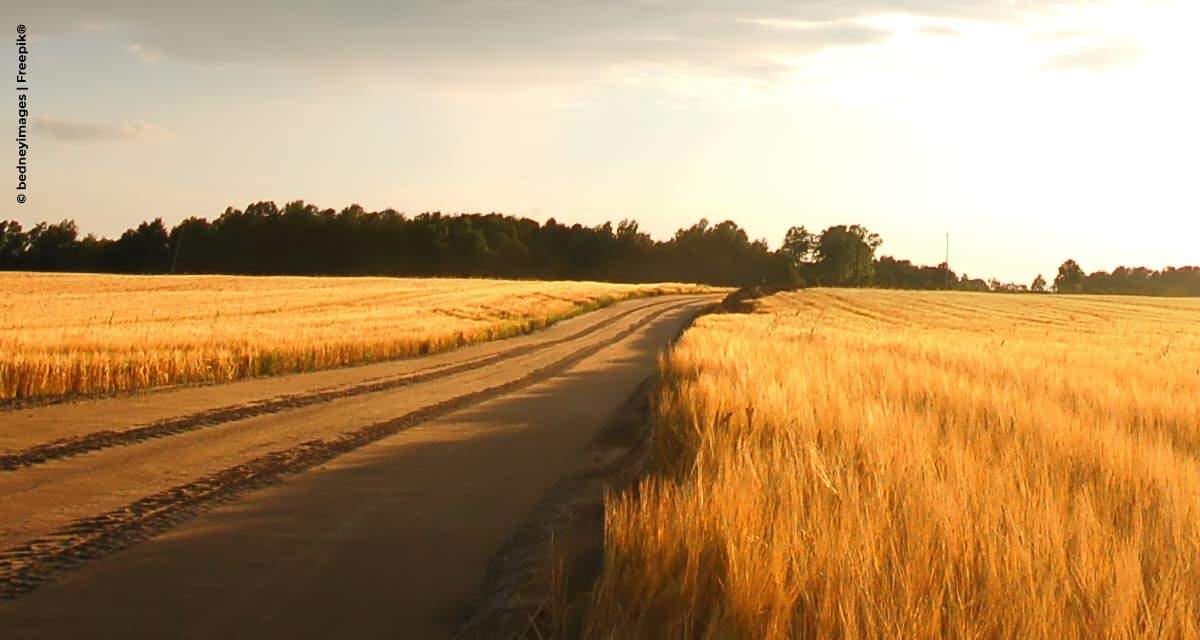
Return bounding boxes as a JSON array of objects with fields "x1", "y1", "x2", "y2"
[
  {"x1": 920, "y1": 25, "x2": 962, "y2": 37},
  {"x1": 1044, "y1": 40, "x2": 1143, "y2": 71},
  {"x1": 34, "y1": 115, "x2": 172, "y2": 142},
  {"x1": 125, "y1": 43, "x2": 163, "y2": 62},
  {"x1": 21, "y1": 0, "x2": 1091, "y2": 83}
]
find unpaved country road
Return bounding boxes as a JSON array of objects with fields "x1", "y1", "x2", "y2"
[{"x1": 0, "y1": 294, "x2": 717, "y2": 639}]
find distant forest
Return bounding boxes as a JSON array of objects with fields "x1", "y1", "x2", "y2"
[{"x1": 2, "y1": 201, "x2": 1197, "y2": 295}]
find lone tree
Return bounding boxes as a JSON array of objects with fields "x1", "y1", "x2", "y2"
[
  {"x1": 1054, "y1": 260, "x2": 1085, "y2": 293},
  {"x1": 1031, "y1": 273, "x2": 1047, "y2": 293}
]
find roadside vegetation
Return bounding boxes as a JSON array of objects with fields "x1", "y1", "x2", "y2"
[
  {"x1": 584, "y1": 289, "x2": 1200, "y2": 639},
  {"x1": 0, "y1": 273, "x2": 712, "y2": 402}
]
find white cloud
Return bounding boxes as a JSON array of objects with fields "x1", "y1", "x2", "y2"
[
  {"x1": 34, "y1": 115, "x2": 172, "y2": 142},
  {"x1": 920, "y1": 25, "x2": 962, "y2": 37},
  {"x1": 1044, "y1": 39, "x2": 1143, "y2": 71}
]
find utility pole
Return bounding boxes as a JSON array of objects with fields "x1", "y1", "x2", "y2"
[{"x1": 944, "y1": 232, "x2": 950, "y2": 289}]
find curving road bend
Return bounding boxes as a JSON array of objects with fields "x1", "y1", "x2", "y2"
[{"x1": 0, "y1": 293, "x2": 717, "y2": 639}]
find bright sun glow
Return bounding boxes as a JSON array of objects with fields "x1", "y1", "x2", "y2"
[{"x1": 775, "y1": 0, "x2": 1200, "y2": 279}]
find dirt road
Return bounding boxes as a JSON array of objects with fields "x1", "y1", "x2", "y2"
[{"x1": 0, "y1": 294, "x2": 717, "y2": 638}]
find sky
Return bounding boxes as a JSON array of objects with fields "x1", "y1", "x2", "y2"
[{"x1": 7, "y1": 0, "x2": 1199, "y2": 283}]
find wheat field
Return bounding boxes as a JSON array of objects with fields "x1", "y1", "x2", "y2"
[
  {"x1": 584, "y1": 289, "x2": 1200, "y2": 639},
  {"x1": 0, "y1": 273, "x2": 709, "y2": 402}
]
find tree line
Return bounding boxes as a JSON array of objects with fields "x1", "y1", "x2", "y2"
[
  {"x1": 1, "y1": 202, "x2": 1194, "y2": 295},
  {"x1": 1045, "y1": 259, "x2": 1200, "y2": 297}
]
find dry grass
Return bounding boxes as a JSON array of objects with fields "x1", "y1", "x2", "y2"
[
  {"x1": 0, "y1": 272, "x2": 710, "y2": 402},
  {"x1": 584, "y1": 289, "x2": 1200, "y2": 639}
]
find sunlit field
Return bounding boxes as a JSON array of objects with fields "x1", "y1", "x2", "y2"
[
  {"x1": 0, "y1": 273, "x2": 710, "y2": 403},
  {"x1": 585, "y1": 289, "x2": 1200, "y2": 639}
]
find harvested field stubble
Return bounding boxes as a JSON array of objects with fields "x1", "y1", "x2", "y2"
[{"x1": 585, "y1": 289, "x2": 1200, "y2": 639}]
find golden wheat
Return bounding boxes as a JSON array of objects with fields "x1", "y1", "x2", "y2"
[
  {"x1": 584, "y1": 289, "x2": 1200, "y2": 639},
  {"x1": 0, "y1": 272, "x2": 711, "y2": 402}
]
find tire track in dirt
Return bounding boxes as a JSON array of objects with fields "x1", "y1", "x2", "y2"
[
  {"x1": 0, "y1": 297, "x2": 683, "y2": 472},
  {"x1": 0, "y1": 299, "x2": 704, "y2": 600}
]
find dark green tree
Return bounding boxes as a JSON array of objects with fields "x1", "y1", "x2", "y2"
[
  {"x1": 781, "y1": 226, "x2": 817, "y2": 265},
  {"x1": 0, "y1": 220, "x2": 27, "y2": 267},
  {"x1": 816, "y1": 224, "x2": 881, "y2": 286},
  {"x1": 24, "y1": 220, "x2": 81, "y2": 270},
  {"x1": 1054, "y1": 259, "x2": 1085, "y2": 293},
  {"x1": 110, "y1": 218, "x2": 171, "y2": 273}
]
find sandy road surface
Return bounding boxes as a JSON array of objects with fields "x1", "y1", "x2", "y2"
[{"x1": 0, "y1": 294, "x2": 717, "y2": 638}]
